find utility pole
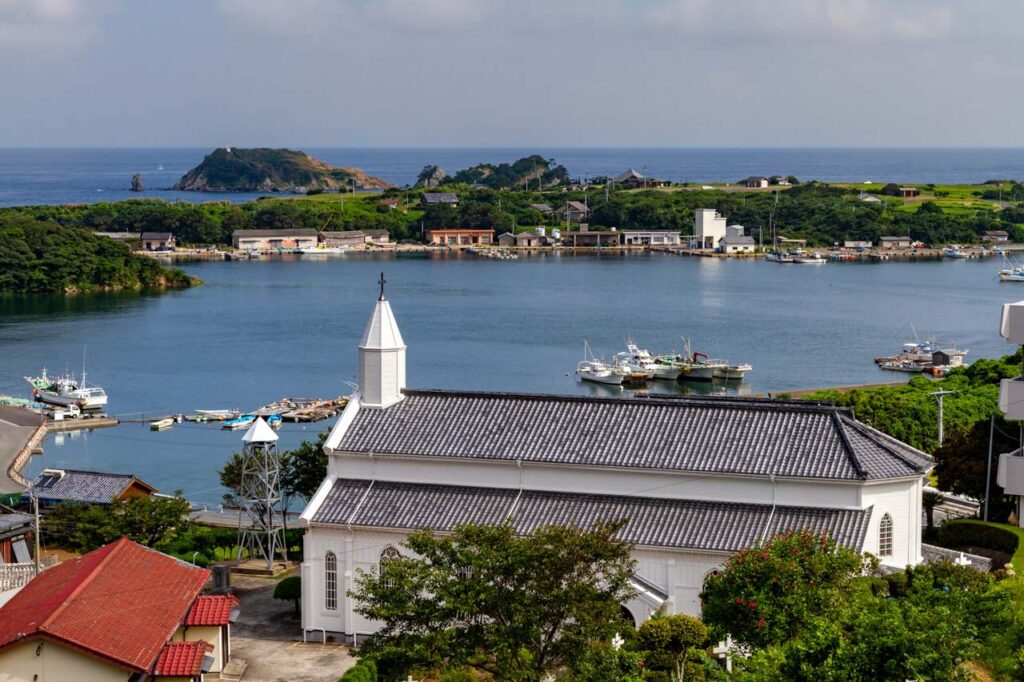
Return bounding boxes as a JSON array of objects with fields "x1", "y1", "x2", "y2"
[
  {"x1": 931, "y1": 389, "x2": 956, "y2": 448},
  {"x1": 984, "y1": 414, "x2": 995, "y2": 521},
  {"x1": 33, "y1": 495, "x2": 40, "y2": 575}
]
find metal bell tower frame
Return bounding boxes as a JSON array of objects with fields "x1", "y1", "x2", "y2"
[{"x1": 236, "y1": 418, "x2": 288, "y2": 569}]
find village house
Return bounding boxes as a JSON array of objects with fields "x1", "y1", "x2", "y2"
[
  {"x1": 557, "y1": 200, "x2": 589, "y2": 223},
  {"x1": 619, "y1": 230, "x2": 681, "y2": 247},
  {"x1": 878, "y1": 236, "x2": 912, "y2": 249},
  {"x1": 421, "y1": 192, "x2": 459, "y2": 208},
  {"x1": 844, "y1": 240, "x2": 873, "y2": 249},
  {"x1": 983, "y1": 230, "x2": 1010, "y2": 243},
  {"x1": 140, "y1": 232, "x2": 176, "y2": 251},
  {"x1": 858, "y1": 193, "x2": 882, "y2": 204},
  {"x1": 0, "y1": 538, "x2": 237, "y2": 682},
  {"x1": 739, "y1": 176, "x2": 770, "y2": 189},
  {"x1": 612, "y1": 169, "x2": 667, "y2": 189},
  {"x1": 321, "y1": 230, "x2": 392, "y2": 248},
  {"x1": 529, "y1": 203, "x2": 554, "y2": 215},
  {"x1": 425, "y1": 228, "x2": 494, "y2": 247},
  {"x1": 899, "y1": 187, "x2": 920, "y2": 198},
  {"x1": 562, "y1": 227, "x2": 621, "y2": 247},
  {"x1": 719, "y1": 235, "x2": 756, "y2": 254},
  {"x1": 498, "y1": 231, "x2": 542, "y2": 247},
  {"x1": 232, "y1": 229, "x2": 317, "y2": 252},
  {"x1": 0, "y1": 512, "x2": 32, "y2": 565},
  {"x1": 23, "y1": 468, "x2": 156, "y2": 510},
  {"x1": 775, "y1": 236, "x2": 807, "y2": 249},
  {"x1": 298, "y1": 287, "x2": 933, "y2": 642},
  {"x1": 694, "y1": 208, "x2": 727, "y2": 249}
]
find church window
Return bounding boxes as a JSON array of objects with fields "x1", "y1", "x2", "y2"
[
  {"x1": 380, "y1": 546, "x2": 401, "y2": 588},
  {"x1": 325, "y1": 551, "x2": 337, "y2": 610},
  {"x1": 879, "y1": 514, "x2": 893, "y2": 557}
]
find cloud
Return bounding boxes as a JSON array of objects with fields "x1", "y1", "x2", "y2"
[
  {"x1": 0, "y1": 0, "x2": 99, "y2": 51},
  {"x1": 644, "y1": 0, "x2": 953, "y2": 43}
]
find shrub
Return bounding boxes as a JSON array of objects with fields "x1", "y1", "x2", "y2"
[
  {"x1": 339, "y1": 660, "x2": 377, "y2": 682},
  {"x1": 273, "y1": 576, "x2": 301, "y2": 616},
  {"x1": 439, "y1": 667, "x2": 476, "y2": 682},
  {"x1": 939, "y1": 521, "x2": 1019, "y2": 556}
]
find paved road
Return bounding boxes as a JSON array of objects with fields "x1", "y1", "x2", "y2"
[{"x1": 0, "y1": 406, "x2": 44, "y2": 494}]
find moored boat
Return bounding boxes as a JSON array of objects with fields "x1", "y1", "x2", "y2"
[
  {"x1": 714, "y1": 363, "x2": 753, "y2": 381},
  {"x1": 150, "y1": 417, "x2": 174, "y2": 431},
  {"x1": 195, "y1": 409, "x2": 240, "y2": 420},
  {"x1": 222, "y1": 414, "x2": 257, "y2": 430},
  {"x1": 25, "y1": 368, "x2": 108, "y2": 410},
  {"x1": 296, "y1": 245, "x2": 348, "y2": 255}
]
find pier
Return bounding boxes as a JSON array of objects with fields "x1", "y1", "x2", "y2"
[{"x1": 0, "y1": 406, "x2": 46, "y2": 494}]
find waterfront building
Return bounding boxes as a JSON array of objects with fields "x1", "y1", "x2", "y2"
[
  {"x1": 694, "y1": 209, "x2": 727, "y2": 249},
  {"x1": 619, "y1": 230, "x2": 681, "y2": 247},
  {"x1": 775, "y1": 236, "x2": 807, "y2": 249},
  {"x1": 140, "y1": 232, "x2": 176, "y2": 251},
  {"x1": 563, "y1": 228, "x2": 620, "y2": 247},
  {"x1": 298, "y1": 288, "x2": 932, "y2": 641},
  {"x1": 738, "y1": 176, "x2": 770, "y2": 188},
  {"x1": 514, "y1": 232, "x2": 542, "y2": 247},
  {"x1": 878, "y1": 236, "x2": 912, "y2": 249},
  {"x1": 421, "y1": 192, "x2": 459, "y2": 207},
  {"x1": 983, "y1": 230, "x2": 1010, "y2": 243},
  {"x1": 0, "y1": 538, "x2": 230, "y2": 681},
  {"x1": 844, "y1": 240, "x2": 873, "y2": 249},
  {"x1": 23, "y1": 468, "x2": 156, "y2": 509},
  {"x1": 719, "y1": 235, "x2": 756, "y2": 254},
  {"x1": 425, "y1": 229, "x2": 494, "y2": 247},
  {"x1": 232, "y1": 229, "x2": 317, "y2": 252},
  {"x1": 321, "y1": 230, "x2": 391, "y2": 248}
]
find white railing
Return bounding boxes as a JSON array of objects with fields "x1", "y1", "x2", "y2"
[{"x1": 0, "y1": 562, "x2": 37, "y2": 591}]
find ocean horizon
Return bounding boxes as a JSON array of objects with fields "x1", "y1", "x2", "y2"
[{"x1": 2, "y1": 146, "x2": 1024, "y2": 208}]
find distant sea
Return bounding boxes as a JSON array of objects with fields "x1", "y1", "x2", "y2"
[{"x1": 2, "y1": 147, "x2": 1024, "y2": 208}]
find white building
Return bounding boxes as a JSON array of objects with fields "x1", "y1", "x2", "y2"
[
  {"x1": 620, "y1": 230, "x2": 682, "y2": 247},
  {"x1": 299, "y1": 288, "x2": 933, "y2": 641},
  {"x1": 694, "y1": 209, "x2": 727, "y2": 249},
  {"x1": 719, "y1": 236, "x2": 756, "y2": 254}
]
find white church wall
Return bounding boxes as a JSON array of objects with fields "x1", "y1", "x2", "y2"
[
  {"x1": 860, "y1": 478, "x2": 923, "y2": 567},
  {"x1": 325, "y1": 451, "x2": 867, "y2": 510}
]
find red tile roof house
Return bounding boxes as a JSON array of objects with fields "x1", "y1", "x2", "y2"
[{"x1": 0, "y1": 538, "x2": 238, "y2": 681}]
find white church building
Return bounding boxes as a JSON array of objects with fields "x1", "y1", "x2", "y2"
[{"x1": 299, "y1": 284, "x2": 933, "y2": 640}]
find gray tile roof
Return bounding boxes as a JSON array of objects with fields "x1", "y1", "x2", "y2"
[
  {"x1": 422, "y1": 192, "x2": 459, "y2": 204},
  {"x1": 24, "y1": 469, "x2": 153, "y2": 505},
  {"x1": 312, "y1": 479, "x2": 873, "y2": 552},
  {"x1": 0, "y1": 513, "x2": 33, "y2": 533},
  {"x1": 232, "y1": 229, "x2": 318, "y2": 238},
  {"x1": 336, "y1": 390, "x2": 932, "y2": 481}
]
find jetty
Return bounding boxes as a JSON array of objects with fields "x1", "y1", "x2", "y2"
[{"x1": 0, "y1": 406, "x2": 46, "y2": 494}]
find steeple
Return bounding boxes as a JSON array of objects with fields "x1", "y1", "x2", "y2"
[{"x1": 358, "y1": 273, "x2": 406, "y2": 408}]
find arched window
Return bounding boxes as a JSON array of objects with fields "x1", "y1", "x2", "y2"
[
  {"x1": 324, "y1": 551, "x2": 337, "y2": 610},
  {"x1": 878, "y1": 514, "x2": 893, "y2": 557},
  {"x1": 380, "y1": 546, "x2": 401, "y2": 588}
]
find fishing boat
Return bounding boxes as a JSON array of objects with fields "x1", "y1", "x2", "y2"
[
  {"x1": 714, "y1": 363, "x2": 753, "y2": 381},
  {"x1": 765, "y1": 251, "x2": 794, "y2": 263},
  {"x1": 793, "y1": 252, "x2": 827, "y2": 264},
  {"x1": 943, "y1": 246, "x2": 966, "y2": 259},
  {"x1": 576, "y1": 341, "x2": 635, "y2": 386},
  {"x1": 1000, "y1": 266, "x2": 1024, "y2": 282},
  {"x1": 267, "y1": 413, "x2": 283, "y2": 429},
  {"x1": 622, "y1": 341, "x2": 682, "y2": 380},
  {"x1": 150, "y1": 417, "x2": 174, "y2": 431},
  {"x1": 25, "y1": 368, "x2": 108, "y2": 410},
  {"x1": 222, "y1": 414, "x2": 257, "y2": 430},
  {"x1": 296, "y1": 245, "x2": 348, "y2": 255},
  {"x1": 195, "y1": 409, "x2": 240, "y2": 420}
]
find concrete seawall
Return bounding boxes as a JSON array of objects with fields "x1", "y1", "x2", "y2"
[{"x1": 0, "y1": 406, "x2": 46, "y2": 494}]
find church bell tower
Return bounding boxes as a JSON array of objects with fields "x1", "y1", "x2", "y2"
[{"x1": 359, "y1": 273, "x2": 406, "y2": 408}]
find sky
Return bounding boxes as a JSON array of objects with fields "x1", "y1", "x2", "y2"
[{"x1": 0, "y1": 0, "x2": 1021, "y2": 147}]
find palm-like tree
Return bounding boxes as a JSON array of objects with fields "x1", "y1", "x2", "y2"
[{"x1": 922, "y1": 490, "x2": 943, "y2": 533}]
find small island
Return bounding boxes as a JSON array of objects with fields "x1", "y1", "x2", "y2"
[
  {"x1": 173, "y1": 147, "x2": 393, "y2": 193},
  {"x1": 0, "y1": 217, "x2": 198, "y2": 294}
]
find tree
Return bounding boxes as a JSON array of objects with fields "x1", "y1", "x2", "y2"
[
  {"x1": 921, "y1": 490, "x2": 942, "y2": 536},
  {"x1": 700, "y1": 530, "x2": 868, "y2": 649},
  {"x1": 879, "y1": 183, "x2": 901, "y2": 197},
  {"x1": 635, "y1": 613, "x2": 708, "y2": 680},
  {"x1": 351, "y1": 521, "x2": 636, "y2": 681},
  {"x1": 41, "y1": 495, "x2": 192, "y2": 552},
  {"x1": 274, "y1": 576, "x2": 301, "y2": 616},
  {"x1": 281, "y1": 430, "x2": 330, "y2": 502}
]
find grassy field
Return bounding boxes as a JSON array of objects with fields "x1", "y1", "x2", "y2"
[{"x1": 834, "y1": 183, "x2": 1006, "y2": 215}]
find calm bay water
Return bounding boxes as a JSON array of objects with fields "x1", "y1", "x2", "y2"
[
  {"x1": 0, "y1": 253, "x2": 1015, "y2": 503},
  {"x1": 3, "y1": 147, "x2": 1024, "y2": 207}
]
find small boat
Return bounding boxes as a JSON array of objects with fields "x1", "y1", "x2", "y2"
[
  {"x1": 793, "y1": 252, "x2": 827, "y2": 264},
  {"x1": 765, "y1": 251, "x2": 794, "y2": 264},
  {"x1": 267, "y1": 413, "x2": 283, "y2": 429},
  {"x1": 714, "y1": 363, "x2": 753, "y2": 381},
  {"x1": 150, "y1": 417, "x2": 174, "y2": 431},
  {"x1": 1000, "y1": 267, "x2": 1024, "y2": 282},
  {"x1": 576, "y1": 341, "x2": 630, "y2": 386},
  {"x1": 296, "y1": 245, "x2": 348, "y2": 255},
  {"x1": 622, "y1": 341, "x2": 681, "y2": 380},
  {"x1": 943, "y1": 246, "x2": 966, "y2": 259},
  {"x1": 25, "y1": 368, "x2": 108, "y2": 410},
  {"x1": 195, "y1": 409, "x2": 240, "y2": 420},
  {"x1": 222, "y1": 414, "x2": 257, "y2": 430}
]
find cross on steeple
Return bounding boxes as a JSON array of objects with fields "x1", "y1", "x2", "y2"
[{"x1": 378, "y1": 272, "x2": 387, "y2": 301}]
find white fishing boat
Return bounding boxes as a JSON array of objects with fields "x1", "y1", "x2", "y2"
[
  {"x1": 296, "y1": 245, "x2": 348, "y2": 255},
  {"x1": 222, "y1": 414, "x2": 257, "y2": 430},
  {"x1": 577, "y1": 360, "x2": 625, "y2": 385},
  {"x1": 621, "y1": 341, "x2": 682, "y2": 380},
  {"x1": 195, "y1": 409, "x2": 240, "y2": 420},
  {"x1": 793, "y1": 252, "x2": 827, "y2": 264},
  {"x1": 150, "y1": 417, "x2": 174, "y2": 431},
  {"x1": 1001, "y1": 267, "x2": 1024, "y2": 282},
  {"x1": 943, "y1": 246, "x2": 966, "y2": 259},
  {"x1": 714, "y1": 363, "x2": 753, "y2": 381},
  {"x1": 25, "y1": 367, "x2": 108, "y2": 410},
  {"x1": 765, "y1": 251, "x2": 794, "y2": 263}
]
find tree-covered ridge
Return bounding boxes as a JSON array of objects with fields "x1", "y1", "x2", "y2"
[
  {"x1": 0, "y1": 215, "x2": 195, "y2": 294},
  {"x1": 447, "y1": 154, "x2": 569, "y2": 190},
  {"x1": 173, "y1": 147, "x2": 393, "y2": 192}
]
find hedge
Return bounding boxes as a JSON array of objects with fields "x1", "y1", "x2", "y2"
[
  {"x1": 939, "y1": 520, "x2": 1020, "y2": 557},
  {"x1": 339, "y1": 660, "x2": 377, "y2": 682}
]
